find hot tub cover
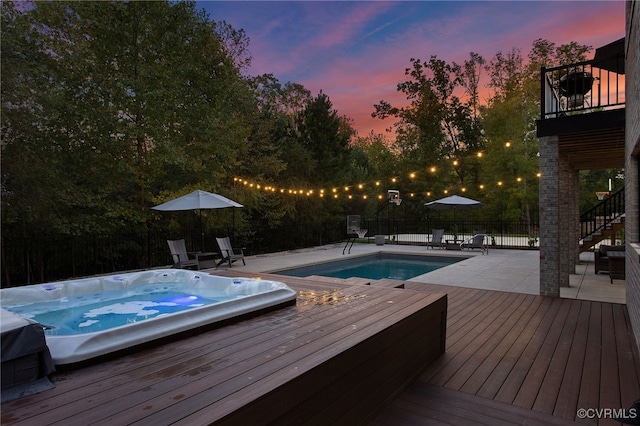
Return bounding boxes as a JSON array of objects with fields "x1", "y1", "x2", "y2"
[{"x1": 1, "y1": 309, "x2": 55, "y2": 401}]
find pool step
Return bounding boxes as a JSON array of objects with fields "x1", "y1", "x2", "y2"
[
  {"x1": 304, "y1": 275, "x2": 366, "y2": 285},
  {"x1": 370, "y1": 279, "x2": 405, "y2": 289},
  {"x1": 344, "y1": 277, "x2": 373, "y2": 286},
  {"x1": 299, "y1": 275, "x2": 404, "y2": 289}
]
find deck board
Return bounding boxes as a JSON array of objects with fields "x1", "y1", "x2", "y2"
[
  {"x1": 381, "y1": 282, "x2": 640, "y2": 426},
  {"x1": 373, "y1": 383, "x2": 582, "y2": 426},
  {"x1": 553, "y1": 300, "x2": 590, "y2": 419},
  {"x1": 599, "y1": 303, "x2": 622, "y2": 426},
  {"x1": 459, "y1": 294, "x2": 536, "y2": 395},
  {"x1": 476, "y1": 296, "x2": 553, "y2": 400},
  {"x1": 578, "y1": 302, "x2": 602, "y2": 418},
  {"x1": 532, "y1": 299, "x2": 581, "y2": 414}
]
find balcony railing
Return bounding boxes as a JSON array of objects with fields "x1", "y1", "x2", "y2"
[{"x1": 540, "y1": 53, "x2": 625, "y2": 119}]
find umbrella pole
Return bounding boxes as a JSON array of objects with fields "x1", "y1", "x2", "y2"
[{"x1": 200, "y1": 210, "x2": 205, "y2": 251}]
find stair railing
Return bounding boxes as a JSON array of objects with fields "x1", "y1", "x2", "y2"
[{"x1": 580, "y1": 187, "x2": 625, "y2": 240}]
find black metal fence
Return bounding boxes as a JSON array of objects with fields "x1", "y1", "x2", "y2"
[
  {"x1": 1, "y1": 220, "x2": 345, "y2": 288},
  {"x1": 1, "y1": 218, "x2": 539, "y2": 288},
  {"x1": 361, "y1": 218, "x2": 539, "y2": 248}
]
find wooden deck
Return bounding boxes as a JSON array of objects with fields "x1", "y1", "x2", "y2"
[
  {"x1": 2, "y1": 272, "x2": 639, "y2": 426},
  {"x1": 0, "y1": 273, "x2": 446, "y2": 425},
  {"x1": 374, "y1": 281, "x2": 640, "y2": 426}
]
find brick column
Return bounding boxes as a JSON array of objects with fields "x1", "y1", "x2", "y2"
[
  {"x1": 572, "y1": 170, "x2": 581, "y2": 266},
  {"x1": 558, "y1": 152, "x2": 575, "y2": 286},
  {"x1": 539, "y1": 135, "x2": 561, "y2": 297}
]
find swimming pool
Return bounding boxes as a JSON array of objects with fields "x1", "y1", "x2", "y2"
[
  {"x1": 274, "y1": 253, "x2": 464, "y2": 280},
  {"x1": 0, "y1": 269, "x2": 297, "y2": 365}
]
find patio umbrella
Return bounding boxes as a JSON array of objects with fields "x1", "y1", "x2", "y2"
[
  {"x1": 425, "y1": 195, "x2": 482, "y2": 241},
  {"x1": 424, "y1": 195, "x2": 482, "y2": 210},
  {"x1": 152, "y1": 190, "x2": 243, "y2": 250}
]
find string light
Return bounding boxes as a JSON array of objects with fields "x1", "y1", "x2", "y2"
[
  {"x1": 234, "y1": 173, "x2": 542, "y2": 200},
  {"x1": 233, "y1": 142, "x2": 542, "y2": 200}
]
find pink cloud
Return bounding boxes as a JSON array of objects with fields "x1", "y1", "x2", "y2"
[
  {"x1": 204, "y1": 1, "x2": 625, "y2": 138},
  {"x1": 306, "y1": 2, "x2": 395, "y2": 50}
]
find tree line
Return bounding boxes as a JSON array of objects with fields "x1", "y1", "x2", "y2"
[{"x1": 1, "y1": 0, "x2": 621, "y2": 254}]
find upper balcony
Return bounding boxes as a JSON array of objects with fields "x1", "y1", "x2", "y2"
[{"x1": 537, "y1": 38, "x2": 625, "y2": 170}]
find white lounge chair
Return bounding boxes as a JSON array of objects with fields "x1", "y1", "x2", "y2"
[{"x1": 216, "y1": 237, "x2": 246, "y2": 267}]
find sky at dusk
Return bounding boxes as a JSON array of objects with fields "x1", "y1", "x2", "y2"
[{"x1": 196, "y1": 1, "x2": 625, "y2": 137}]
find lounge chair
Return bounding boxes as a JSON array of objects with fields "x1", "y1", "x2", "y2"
[
  {"x1": 216, "y1": 237, "x2": 246, "y2": 267},
  {"x1": 167, "y1": 239, "x2": 216, "y2": 270},
  {"x1": 426, "y1": 229, "x2": 445, "y2": 249},
  {"x1": 460, "y1": 231, "x2": 488, "y2": 254}
]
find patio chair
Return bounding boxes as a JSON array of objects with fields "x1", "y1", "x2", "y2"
[
  {"x1": 167, "y1": 239, "x2": 215, "y2": 270},
  {"x1": 426, "y1": 229, "x2": 445, "y2": 249},
  {"x1": 216, "y1": 237, "x2": 246, "y2": 267},
  {"x1": 460, "y1": 231, "x2": 488, "y2": 254},
  {"x1": 594, "y1": 244, "x2": 625, "y2": 274}
]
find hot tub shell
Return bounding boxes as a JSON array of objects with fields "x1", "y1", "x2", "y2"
[{"x1": 1, "y1": 270, "x2": 297, "y2": 366}]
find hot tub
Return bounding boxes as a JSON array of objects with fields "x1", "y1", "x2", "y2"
[{"x1": 0, "y1": 270, "x2": 297, "y2": 366}]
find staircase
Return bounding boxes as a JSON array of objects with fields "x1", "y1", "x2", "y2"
[{"x1": 580, "y1": 188, "x2": 625, "y2": 252}]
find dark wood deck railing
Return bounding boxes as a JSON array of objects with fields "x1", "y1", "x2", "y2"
[{"x1": 540, "y1": 53, "x2": 625, "y2": 120}]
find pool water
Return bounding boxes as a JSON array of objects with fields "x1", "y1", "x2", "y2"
[
  {"x1": 3, "y1": 283, "x2": 232, "y2": 336},
  {"x1": 275, "y1": 253, "x2": 463, "y2": 280}
]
